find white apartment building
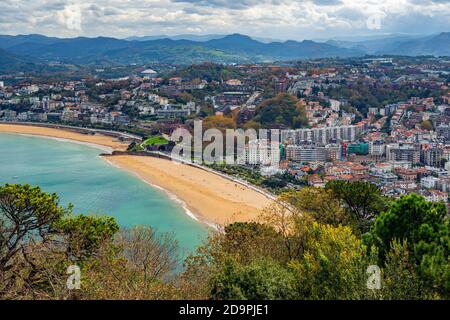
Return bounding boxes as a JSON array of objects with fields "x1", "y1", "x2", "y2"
[
  {"x1": 17, "y1": 112, "x2": 28, "y2": 121},
  {"x1": 90, "y1": 114, "x2": 99, "y2": 124},
  {"x1": 2, "y1": 110, "x2": 17, "y2": 120},
  {"x1": 61, "y1": 109, "x2": 79, "y2": 122},
  {"x1": 282, "y1": 124, "x2": 365, "y2": 145},
  {"x1": 369, "y1": 140, "x2": 386, "y2": 156},
  {"x1": 245, "y1": 139, "x2": 280, "y2": 166},
  {"x1": 23, "y1": 84, "x2": 39, "y2": 94},
  {"x1": 386, "y1": 143, "x2": 420, "y2": 163},
  {"x1": 325, "y1": 144, "x2": 342, "y2": 161},
  {"x1": 370, "y1": 163, "x2": 393, "y2": 174},
  {"x1": 421, "y1": 176, "x2": 440, "y2": 189},
  {"x1": 260, "y1": 166, "x2": 285, "y2": 176},
  {"x1": 368, "y1": 107, "x2": 378, "y2": 115},
  {"x1": 286, "y1": 145, "x2": 327, "y2": 162},
  {"x1": 329, "y1": 99, "x2": 341, "y2": 112}
]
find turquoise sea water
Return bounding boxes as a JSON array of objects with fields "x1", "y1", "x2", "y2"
[{"x1": 0, "y1": 133, "x2": 208, "y2": 253}]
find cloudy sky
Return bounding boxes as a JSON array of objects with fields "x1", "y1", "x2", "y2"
[{"x1": 1, "y1": 0, "x2": 449, "y2": 40}]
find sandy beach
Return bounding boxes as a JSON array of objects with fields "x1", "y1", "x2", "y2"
[
  {"x1": 0, "y1": 123, "x2": 273, "y2": 226},
  {"x1": 106, "y1": 155, "x2": 273, "y2": 226},
  {"x1": 0, "y1": 123, "x2": 129, "y2": 151}
]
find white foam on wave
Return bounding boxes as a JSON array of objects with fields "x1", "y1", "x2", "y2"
[
  {"x1": 141, "y1": 179, "x2": 220, "y2": 231},
  {"x1": 102, "y1": 157, "x2": 121, "y2": 168}
]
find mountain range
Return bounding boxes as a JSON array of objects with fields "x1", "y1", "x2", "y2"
[
  {"x1": 0, "y1": 32, "x2": 449, "y2": 71},
  {"x1": 326, "y1": 33, "x2": 450, "y2": 56},
  {"x1": 125, "y1": 34, "x2": 281, "y2": 43}
]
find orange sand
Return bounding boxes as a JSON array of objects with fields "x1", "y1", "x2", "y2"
[
  {"x1": 0, "y1": 124, "x2": 128, "y2": 151},
  {"x1": 106, "y1": 155, "x2": 273, "y2": 226}
]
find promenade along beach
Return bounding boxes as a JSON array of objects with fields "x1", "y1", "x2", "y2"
[{"x1": 0, "y1": 123, "x2": 273, "y2": 227}]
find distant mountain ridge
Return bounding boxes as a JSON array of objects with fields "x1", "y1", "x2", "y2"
[
  {"x1": 325, "y1": 32, "x2": 450, "y2": 56},
  {"x1": 126, "y1": 34, "x2": 227, "y2": 42},
  {"x1": 126, "y1": 34, "x2": 282, "y2": 43},
  {"x1": 387, "y1": 32, "x2": 450, "y2": 56},
  {"x1": 0, "y1": 32, "x2": 448, "y2": 69},
  {"x1": 0, "y1": 33, "x2": 364, "y2": 66}
]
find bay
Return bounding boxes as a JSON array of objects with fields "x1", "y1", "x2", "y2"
[{"x1": 0, "y1": 133, "x2": 208, "y2": 253}]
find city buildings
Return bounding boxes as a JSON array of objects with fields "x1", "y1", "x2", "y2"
[
  {"x1": 386, "y1": 143, "x2": 420, "y2": 164},
  {"x1": 1, "y1": 56, "x2": 449, "y2": 203}
]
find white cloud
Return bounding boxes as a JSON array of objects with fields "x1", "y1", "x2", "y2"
[{"x1": 0, "y1": 0, "x2": 448, "y2": 39}]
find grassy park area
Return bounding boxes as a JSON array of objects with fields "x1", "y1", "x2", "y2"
[{"x1": 142, "y1": 135, "x2": 169, "y2": 147}]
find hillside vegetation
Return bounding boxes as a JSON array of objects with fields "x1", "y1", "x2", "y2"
[{"x1": 1, "y1": 182, "x2": 448, "y2": 299}]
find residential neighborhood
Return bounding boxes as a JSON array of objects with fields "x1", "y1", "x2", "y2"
[{"x1": 1, "y1": 56, "x2": 450, "y2": 204}]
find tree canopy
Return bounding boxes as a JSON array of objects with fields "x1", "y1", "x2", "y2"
[
  {"x1": 1, "y1": 183, "x2": 448, "y2": 300},
  {"x1": 253, "y1": 93, "x2": 308, "y2": 129},
  {"x1": 364, "y1": 193, "x2": 450, "y2": 297},
  {"x1": 325, "y1": 180, "x2": 389, "y2": 233}
]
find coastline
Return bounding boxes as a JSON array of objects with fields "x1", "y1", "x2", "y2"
[
  {"x1": 8, "y1": 133, "x2": 115, "y2": 154},
  {"x1": 0, "y1": 123, "x2": 129, "y2": 151},
  {"x1": 105, "y1": 155, "x2": 273, "y2": 226},
  {"x1": 0, "y1": 123, "x2": 273, "y2": 227},
  {"x1": 102, "y1": 157, "x2": 220, "y2": 230}
]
